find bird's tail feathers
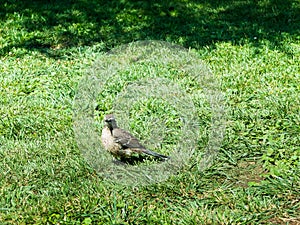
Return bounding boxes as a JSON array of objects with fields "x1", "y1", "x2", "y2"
[{"x1": 142, "y1": 149, "x2": 170, "y2": 160}]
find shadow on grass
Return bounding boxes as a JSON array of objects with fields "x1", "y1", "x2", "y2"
[{"x1": 0, "y1": 0, "x2": 299, "y2": 57}]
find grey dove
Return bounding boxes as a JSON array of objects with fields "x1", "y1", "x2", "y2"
[{"x1": 101, "y1": 114, "x2": 170, "y2": 161}]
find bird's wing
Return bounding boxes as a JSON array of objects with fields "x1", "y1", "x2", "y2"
[
  {"x1": 113, "y1": 128, "x2": 170, "y2": 160},
  {"x1": 112, "y1": 128, "x2": 146, "y2": 149}
]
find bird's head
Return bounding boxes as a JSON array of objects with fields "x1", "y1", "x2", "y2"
[
  {"x1": 104, "y1": 114, "x2": 118, "y2": 129},
  {"x1": 104, "y1": 114, "x2": 115, "y2": 122}
]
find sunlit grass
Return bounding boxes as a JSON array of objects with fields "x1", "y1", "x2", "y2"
[{"x1": 0, "y1": 0, "x2": 299, "y2": 224}]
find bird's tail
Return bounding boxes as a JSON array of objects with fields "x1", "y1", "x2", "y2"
[{"x1": 142, "y1": 148, "x2": 170, "y2": 160}]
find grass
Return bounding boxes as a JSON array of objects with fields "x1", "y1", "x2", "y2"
[{"x1": 1, "y1": 0, "x2": 300, "y2": 224}]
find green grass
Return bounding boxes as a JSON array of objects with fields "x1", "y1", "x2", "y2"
[{"x1": 1, "y1": 0, "x2": 300, "y2": 224}]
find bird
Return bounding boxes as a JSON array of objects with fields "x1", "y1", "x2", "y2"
[{"x1": 101, "y1": 114, "x2": 170, "y2": 163}]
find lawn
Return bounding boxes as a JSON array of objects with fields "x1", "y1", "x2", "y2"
[{"x1": 0, "y1": 0, "x2": 299, "y2": 224}]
